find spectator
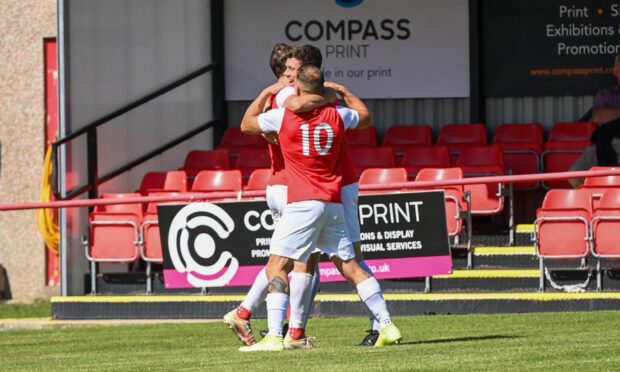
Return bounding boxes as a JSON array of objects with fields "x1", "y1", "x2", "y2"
[{"x1": 569, "y1": 55, "x2": 620, "y2": 187}]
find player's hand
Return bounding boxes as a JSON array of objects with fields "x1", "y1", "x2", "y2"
[
  {"x1": 324, "y1": 81, "x2": 347, "y2": 96},
  {"x1": 262, "y1": 132, "x2": 279, "y2": 145},
  {"x1": 323, "y1": 87, "x2": 338, "y2": 104}
]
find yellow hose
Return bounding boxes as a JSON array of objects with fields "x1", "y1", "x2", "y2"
[{"x1": 36, "y1": 144, "x2": 59, "y2": 254}]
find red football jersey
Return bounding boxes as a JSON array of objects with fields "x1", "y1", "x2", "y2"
[
  {"x1": 267, "y1": 94, "x2": 286, "y2": 186},
  {"x1": 279, "y1": 106, "x2": 345, "y2": 203}
]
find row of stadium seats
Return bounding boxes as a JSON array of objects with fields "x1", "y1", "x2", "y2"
[{"x1": 214, "y1": 122, "x2": 597, "y2": 189}]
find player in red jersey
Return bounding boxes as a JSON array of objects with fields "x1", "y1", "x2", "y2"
[
  {"x1": 223, "y1": 44, "x2": 333, "y2": 347},
  {"x1": 278, "y1": 46, "x2": 382, "y2": 346},
  {"x1": 238, "y1": 65, "x2": 401, "y2": 351}
]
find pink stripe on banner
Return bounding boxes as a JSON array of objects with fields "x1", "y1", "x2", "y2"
[
  {"x1": 164, "y1": 256, "x2": 452, "y2": 288},
  {"x1": 163, "y1": 265, "x2": 266, "y2": 288},
  {"x1": 318, "y1": 256, "x2": 453, "y2": 283}
]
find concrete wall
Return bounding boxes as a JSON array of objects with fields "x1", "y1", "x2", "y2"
[{"x1": 0, "y1": 0, "x2": 57, "y2": 300}]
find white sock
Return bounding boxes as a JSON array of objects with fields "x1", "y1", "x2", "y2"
[
  {"x1": 266, "y1": 292, "x2": 289, "y2": 337},
  {"x1": 357, "y1": 260, "x2": 381, "y2": 331},
  {"x1": 304, "y1": 269, "x2": 321, "y2": 328},
  {"x1": 289, "y1": 272, "x2": 313, "y2": 329},
  {"x1": 356, "y1": 277, "x2": 392, "y2": 328},
  {"x1": 240, "y1": 268, "x2": 269, "y2": 312}
]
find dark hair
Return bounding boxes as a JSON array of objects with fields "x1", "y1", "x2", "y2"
[
  {"x1": 269, "y1": 43, "x2": 292, "y2": 78},
  {"x1": 296, "y1": 65, "x2": 324, "y2": 94},
  {"x1": 291, "y1": 44, "x2": 322, "y2": 68}
]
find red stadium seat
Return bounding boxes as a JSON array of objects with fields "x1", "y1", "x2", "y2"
[
  {"x1": 382, "y1": 125, "x2": 433, "y2": 163},
  {"x1": 217, "y1": 127, "x2": 268, "y2": 163},
  {"x1": 581, "y1": 166, "x2": 620, "y2": 210},
  {"x1": 456, "y1": 145, "x2": 507, "y2": 214},
  {"x1": 191, "y1": 170, "x2": 243, "y2": 201},
  {"x1": 234, "y1": 147, "x2": 271, "y2": 182},
  {"x1": 192, "y1": 170, "x2": 243, "y2": 192},
  {"x1": 179, "y1": 149, "x2": 230, "y2": 181},
  {"x1": 85, "y1": 193, "x2": 143, "y2": 294},
  {"x1": 492, "y1": 123, "x2": 543, "y2": 189},
  {"x1": 348, "y1": 146, "x2": 395, "y2": 178},
  {"x1": 400, "y1": 145, "x2": 451, "y2": 180},
  {"x1": 359, "y1": 167, "x2": 408, "y2": 194},
  {"x1": 456, "y1": 145, "x2": 515, "y2": 246},
  {"x1": 138, "y1": 170, "x2": 187, "y2": 195},
  {"x1": 437, "y1": 123, "x2": 488, "y2": 165},
  {"x1": 140, "y1": 196, "x2": 179, "y2": 294},
  {"x1": 542, "y1": 121, "x2": 597, "y2": 188},
  {"x1": 591, "y1": 189, "x2": 620, "y2": 290},
  {"x1": 346, "y1": 126, "x2": 377, "y2": 147},
  {"x1": 414, "y1": 167, "x2": 472, "y2": 266},
  {"x1": 534, "y1": 188, "x2": 592, "y2": 291},
  {"x1": 244, "y1": 168, "x2": 272, "y2": 191}
]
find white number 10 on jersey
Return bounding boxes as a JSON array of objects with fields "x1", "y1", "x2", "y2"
[{"x1": 301, "y1": 123, "x2": 334, "y2": 156}]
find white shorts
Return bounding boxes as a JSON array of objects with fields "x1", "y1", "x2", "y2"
[
  {"x1": 270, "y1": 200, "x2": 355, "y2": 263},
  {"x1": 266, "y1": 184, "x2": 287, "y2": 225},
  {"x1": 342, "y1": 182, "x2": 361, "y2": 243},
  {"x1": 310, "y1": 183, "x2": 360, "y2": 257}
]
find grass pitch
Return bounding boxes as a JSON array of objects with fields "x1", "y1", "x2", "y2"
[{"x1": 1, "y1": 311, "x2": 620, "y2": 371}]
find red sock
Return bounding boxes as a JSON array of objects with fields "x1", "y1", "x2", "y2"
[
  {"x1": 288, "y1": 327, "x2": 305, "y2": 340},
  {"x1": 236, "y1": 306, "x2": 251, "y2": 320}
]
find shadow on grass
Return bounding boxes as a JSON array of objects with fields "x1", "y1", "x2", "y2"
[{"x1": 398, "y1": 334, "x2": 519, "y2": 346}]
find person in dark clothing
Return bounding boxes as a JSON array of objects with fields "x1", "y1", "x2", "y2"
[{"x1": 569, "y1": 55, "x2": 620, "y2": 187}]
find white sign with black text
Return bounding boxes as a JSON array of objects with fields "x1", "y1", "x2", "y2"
[{"x1": 224, "y1": 0, "x2": 470, "y2": 100}]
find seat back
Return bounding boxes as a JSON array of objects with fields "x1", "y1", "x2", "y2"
[
  {"x1": 191, "y1": 170, "x2": 243, "y2": 193},
  {"x1": 437, "y1": 123, "x2": 488, "y2": 164},
  {"x1": 140, "y1": 200, "x2": 176, "y2": 263},
  {"x1": 542, "y1": 123, "x2": 596, "y2": 188},
  {"x1": 348, "y1": 146, "x2": 395, "y2": 177},
  {"x1": 414, "y1": 167, "x2": 466, "y2": 237},
  {"x1": 456, "y1": 145, "x2": 505, "y2": 170},
  {"x1": 235, "y1": 147, "x2": 271, "y2": 181},
  {"x1": 218, "y1": 127, "x2": 267, "y2": 148},
  {"x1": 139, "y1": 170, "x2": 187, "y2": 195},
  {"x1": 97, "y1": 193, "x2": 143, "y2": 216},
  {"x1": 217, "y1": 128, "x2": 267, "y2": 164},
  {"x1": 346, "y1": 126, "x2": 377, "y2": 147},
  {"x1": 359, "y1": 168, "x2": 408, "y2": 192},
  {"x1": 582, "y1": 166, "x2": 620, "y2": 187},
  {"x1": 438, "y1": 123, "x2": 487, "y2": 145},
  {"x1": 535, "y1": 189, "x2": 592, "y2": 258},
  {"x1": 591, "y1": 189, "x2": 620, "y2": 258},
  {"x1": 245, "y1": 168, "x2": 272, "y2": 191},
  {"x1": 582, "y1": 166, "x2": 620, "y2": 209},
  {"x1": 493, "y1": 123, "x2": 542, "y2": 189},
  {"x1": 382, "y1": 125, "x2": 432, "y2": 162},
  {"x1": 493, "y1": 123, "x2": 543, "y2": 145},
  {"x1": 456, "y1": 145, "x2": 505, "y2": 215},
  {"x1": 547, "y1": 121, "x2": 597, "y2": 143},
  {"x1": 400, "y1": 145, "x2": 451, "y2": 180},
  {"x1": 181, "y1": 149, "x2": 230, "y2": 176}
]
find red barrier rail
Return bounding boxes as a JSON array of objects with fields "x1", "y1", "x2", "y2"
[{"x1": 0, "y1": 168, "x2": 619, "y2": 211}]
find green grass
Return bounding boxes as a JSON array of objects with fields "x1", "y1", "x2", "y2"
[
  {"x1": 0, "y1": 299, "x2": 51, "y2": 319},
  {"x1": 1, "y1": 311, "x2": 620, "y2": 371}
]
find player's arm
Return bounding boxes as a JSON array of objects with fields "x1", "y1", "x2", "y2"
[
  {"x1": 592, "y1": 107, "x2": 620, "y2": 125},
  {"x1": 284, "y1": 87, "x2": 338, "y2": 113},
  {"x1": 241, "y1": 83, "x2": 283, "y2": 135},
  {"x1": 325, "y1": 81, "x2": 371, "y2": 129}
]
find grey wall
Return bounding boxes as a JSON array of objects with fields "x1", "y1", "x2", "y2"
[{"x1": 61, "y1": 0, "x2": 214, "y2": 295}]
